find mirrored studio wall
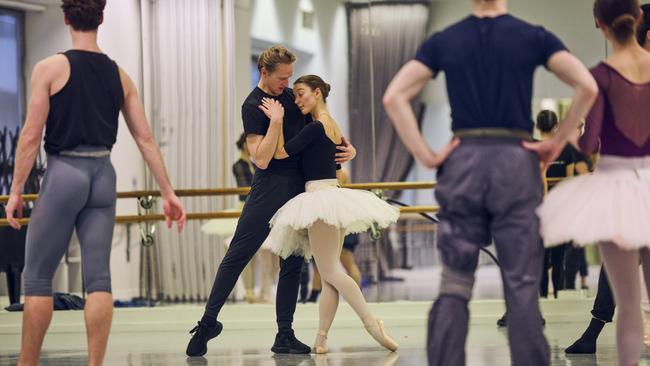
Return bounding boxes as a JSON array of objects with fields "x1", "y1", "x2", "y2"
[{"x1": 238, "y1": 0, "x2": 609, "y2": 302}]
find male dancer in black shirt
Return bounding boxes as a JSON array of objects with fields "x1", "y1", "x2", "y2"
[{"x1": 186, "y1": 46, "x2": 356, "y2": 356}]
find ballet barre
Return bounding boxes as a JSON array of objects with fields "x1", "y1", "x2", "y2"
[
  {"x1": 0, "y1": 177, "x2": 568, "y2": 227},
  {"x1": 0, "y1": 178, "x2": 564, "y2": 204},
  {"x1": 0, "y1": 205, "x2": 440, "y2": 226},
  {"x1": 0, "y1": 181, "x2": 440, "y2": 203}
]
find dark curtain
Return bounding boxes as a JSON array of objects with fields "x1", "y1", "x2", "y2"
[
  {"x1": 346, "y1": 1, "x2": 430, "y2": 197},
  {"x1": 346, "y1": 2, "x2": 430, "y2": 283}
]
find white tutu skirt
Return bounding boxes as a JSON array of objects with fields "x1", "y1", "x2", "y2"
[
  {"x1": 267, "y1": 179, "x2": 400, "y2": 260},
  {"x1": 538, "y1": 155, "x2": 650, "y2": 249}
]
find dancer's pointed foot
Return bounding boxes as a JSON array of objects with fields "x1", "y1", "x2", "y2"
[
  {"x1": 363, "y1": 317, "x2": 398, "y2": 352},
  {"x1": 313, "y1": 330, "x2": 329, "y2": 354}
]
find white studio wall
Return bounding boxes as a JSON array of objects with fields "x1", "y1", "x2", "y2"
[{"x1": 247, "y1": 0, "x2": 350, "y2": 139}]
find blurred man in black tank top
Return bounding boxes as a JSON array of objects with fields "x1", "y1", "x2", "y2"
[{"x1": 5, "y1": 1, "x2": 186, "y2": 365}]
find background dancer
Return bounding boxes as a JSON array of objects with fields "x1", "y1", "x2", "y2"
[
  {"x1": 383, "y1": 0, "x2": 598, "y2": 364},
  {"x1": 4, "y1": 1, "x2": 186, "y2": 365},
  {"x1": 564, "y1": 2, "x2": 650, "y2": 355},
  {"x1": 539, "y1": 1, "x2": 650, "y2": 364}
]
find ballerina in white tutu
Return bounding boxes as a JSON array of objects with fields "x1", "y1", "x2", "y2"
[
  {"x1": 538, "y1": 0, "x2": 650, "y2": 364},
  {"x1": 258, "y1": 75, "x2": 400, "y2": 353}
]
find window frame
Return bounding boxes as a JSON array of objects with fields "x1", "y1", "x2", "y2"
[{"x1": 0, "y1": 7, "x2": 26, "y2": 131}]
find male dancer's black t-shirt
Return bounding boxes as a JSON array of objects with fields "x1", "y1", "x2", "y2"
[
  {"x1": 415, "y1": 14, "x2": 567, "y2": 133},
  {"x1": 242, "y1": 87, "x2": 307, "y2": 172}
]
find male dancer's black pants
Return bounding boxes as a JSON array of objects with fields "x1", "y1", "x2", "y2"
[
  {"x1": 591, "y1": 266, "x2": 615, "y2": 323},
  {"x1": 204, "y1": 168, "x2": 305, "y2": 331}
]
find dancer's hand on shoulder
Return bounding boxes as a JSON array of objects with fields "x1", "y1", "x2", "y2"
[
  {"x1": 522, "y1": 137, "x2": 565, "y2": 169},
  {"x1": 4, "y1": 193, "x2": 24, "y2": 230},
  {"x1": 162, "y1": 194, "x2": 186, "y2": 233},
  {"x1": 335, "y1": 137, "x2": 357, "y2": 163},
  {"x1": 423, "y1": 138, "x2": 460, "y2": 169},
  {"x1": 259, "y1": 98, "x2": 284, "y2": 125}
]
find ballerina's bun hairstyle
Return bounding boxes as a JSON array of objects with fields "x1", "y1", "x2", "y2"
[
  {"x1": 294, "y1": 75, "x2": 331, "y2": 103},
  {"x1": 594, "y1": 0, "x2": 641, "y2": 43}
]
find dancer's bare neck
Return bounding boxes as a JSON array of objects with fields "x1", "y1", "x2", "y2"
[
  {"x1": 472, "y1": 0, "x2": 507, "y2": 18},
  {"x1": 70, "y1": 29, "x2": 102, "y2": 53}
]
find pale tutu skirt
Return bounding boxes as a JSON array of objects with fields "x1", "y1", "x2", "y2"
[
  {"x1": 538, "y1": 155, "x2": 650, "y2": 249},
  {"x1": 267, "y1": 179, "x2": 400, "y2": 259}
]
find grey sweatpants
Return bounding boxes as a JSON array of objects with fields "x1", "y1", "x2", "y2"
[
  {"x1": 427, "y1": 138, "x2": 549, "y2": 366},
  {"x1": 23, "y1": 152, "x2": 116, "y2": 296}
]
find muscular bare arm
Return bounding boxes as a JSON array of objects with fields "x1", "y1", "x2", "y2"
[
  {"x1": 383, "y1": 60, "x2": 459, "y2": 169},
  {"x1": 5, "y1": 57, "x2": 62, "y2": 229}
]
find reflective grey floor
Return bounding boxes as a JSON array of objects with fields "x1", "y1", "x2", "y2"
[
  {"x1": 362, "y1": 265, "x2": 603, "y2": 302},
  {"x1": 0, "y1": 264, "x2": 621, "y2": 365},
  {"x1": 1, "y1": 322, "x2": 649, "y2": 366}
]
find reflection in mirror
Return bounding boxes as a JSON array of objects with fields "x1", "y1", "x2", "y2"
[{"x1": 230, "y1": 0, "x2": 611, "y2": 305}]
